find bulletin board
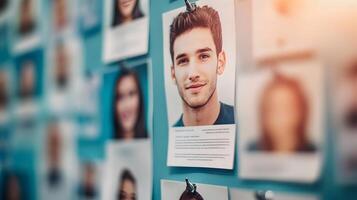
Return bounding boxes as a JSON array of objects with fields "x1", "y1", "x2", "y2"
[{"x1": 1, "y1": 0, "x2": 357, "y2": 200}]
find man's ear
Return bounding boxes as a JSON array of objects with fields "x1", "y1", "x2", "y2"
[
  {"x1": 217, "y1": 51, "x2": 226, "y2": 75},
  {"x1": 171, "y1": 65, "x2": 176, "y2": 84}
]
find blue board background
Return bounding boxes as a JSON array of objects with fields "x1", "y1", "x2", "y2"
[{"x1": 0, "y1": 0, "x2": 357, "y2": 199}]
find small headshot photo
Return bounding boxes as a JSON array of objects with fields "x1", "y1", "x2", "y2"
[
  {"x1": 112, "y1": 0, "x2": 144, "y2": 26},
  {"x1": 101, "y1": 62, "x2": 150, "y2": 141},
  {"x1": 112, "y1": 67, "x2": 148, "y2": 140},
  {"x1": 163, "y1": 0, "x2": 237, "y2": 128},
  {"x1": 248, "y1": 72, "x2": 316, "y2": 153},
  {"x1": 18, "y1": 59, "x2": 36, "y2": 100},
  {"x1": 17, "y1": 0, "x2": 36, "y2": 36},
  {"x1": 117, "y1": 169, "x2": 137, "y2": 200},
  {"x1": 161, "y1": 179, "x2": 228, "y2": 200},
  {"x1": 238, "y1": 60, "x2": 324, "y2": 182},
  {"x1": 1, "y1": 171, "x2": 27, "y2": 200},
  {"x1": 78, "y1": 163, "x2": 99, "y2": 199},
  {"x1": 101, "y1": 141, "x2": 152, "y2": 200},
  {"x1": 103, "y1": 0, "x2": 149, "y2": 62},
  {"x1": 53, "y1": 0, "x2": 68, "y2": 31},
  {"x1": 54, "y1": 41, "x2": 69, "y2": 90}
]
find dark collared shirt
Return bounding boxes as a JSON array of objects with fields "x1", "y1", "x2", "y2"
[{"x1": 173, "y1": 102, "x2": 235, "y2": 127}]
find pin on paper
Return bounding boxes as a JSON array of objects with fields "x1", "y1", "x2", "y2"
[
  {"x1": 185, "y1": 178, "x2": 197, "y2": 194},
  {"x1": 184, "y1": 0, "x2": 197, "y2": 12},
  {"x1": 255, "y1": 190, "x2": 274, "y2": 200}
]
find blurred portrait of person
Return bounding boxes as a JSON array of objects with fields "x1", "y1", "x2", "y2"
[
  {"x1": 79, "y1": 163, "x2": 98, "y2": 199},
  {"x1": 117, "y1": 169, "x2": 137, "y2": 200},
  {"x1": 111, "y1": 0, "x2": 144, "y2": 26},
  {"x1": 340, "y1": 59, "x2": 357, "y2": 131},
  {"x1": 0, "y1": 71, "x2": 8, "y2": 111},
  {"x1": 18, "y1": 0, "x2": 36, "y2": 36},
  {"x1": 19, "y1": 60, "x2": 36, "y2": 100},
  {"x1": 46, "y1": 122, "x2": 63, "y2": 188},
  {"x1": 112, "y1": 67, "x2": 147, "y2": 140},
  {"x1": 54, "y1": 42, "x2": 69, "y2": 90},
  {"x1": 1, "y1": 172, "x2": 25, "y2": 200},
  {"x1": 250, "y1": 73, "x2": 316, "y2": 153},
  {"x1": 53, "y1": 0, "x2": 68, "y2": 31},
  {"x1": 169, "y1": 6, "x2": 234, "y2": 127},
  {"x1": 179, "y1": 179, "x2": 204, "y2": 200}
]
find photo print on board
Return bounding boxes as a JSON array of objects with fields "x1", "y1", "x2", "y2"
[{"x1": 163, "y1": 0, "x2": 237, "y2": 169}]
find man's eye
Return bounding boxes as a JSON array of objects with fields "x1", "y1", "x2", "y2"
[
  {"x1": 199, "y1": 54, "x2": 210, "y2": 61},
  {"x1": 177, "y1": 58, "x2": 189, "y2": 66}
]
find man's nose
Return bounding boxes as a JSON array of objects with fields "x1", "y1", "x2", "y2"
[{"x1": 188, "y1": 61, "x2": 200, "y2": 81}]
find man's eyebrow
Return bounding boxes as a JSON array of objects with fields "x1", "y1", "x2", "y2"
[
  {"x1": 175, "y1": 53, "x2": 187, "y2": 61},
  {"x1": 196, "y1": 47, "x2": 213, "y2": 54}
]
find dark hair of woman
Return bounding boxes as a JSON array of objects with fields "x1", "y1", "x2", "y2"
[
  {"x1": 118, "y1": 169, "x2": 136, "y2": 200},
  {"x1": 112, "y1": 66, "x2": 147, "y2": 139},
  {"x1": 111, "y1": 0, "x2": 144, "y2": 27},
  {"x1": 259, "y1": 72, "x2": 313, "y2": 152}
]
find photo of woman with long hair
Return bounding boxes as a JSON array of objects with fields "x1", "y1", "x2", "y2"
[
  {"x1": 112, "y1": 67, "x2": 147, "y2": 140},
  {"x1": 250, "y1": 72, "x2": 316, "y2": 153},
  {"x1": 117, "y1": 169, "x2": 137, "y2": 200},
  {"x1": 111, "y1": 0, "x2": 144, "y2": 26}
]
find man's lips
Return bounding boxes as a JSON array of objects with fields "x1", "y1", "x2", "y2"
[
  {"x1": 121, "y1": 0, "x2": 133, "y2": 7},
  {"x1": 185, "y1": 83, "x2": 206, "y2": 92}
]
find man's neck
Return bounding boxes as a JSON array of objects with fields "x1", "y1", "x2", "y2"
[{"x1": 182, "y1": 92, "x2": 221, "y2": 126}]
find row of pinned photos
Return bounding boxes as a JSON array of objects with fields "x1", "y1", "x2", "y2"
[
  {"x1": 161, "y1": 0, "x2": 329, "y2": 186},
  {"x1": 100, "y1": 59, "x2": 153, "y2": 200},
  {"x1": 161, "y1": 179, "x2": 320, "y2": 200}
]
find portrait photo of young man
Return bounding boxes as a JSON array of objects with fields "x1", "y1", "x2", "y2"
[{"x1": 164, "y1": 1, "x2": 237, "y2": 128}]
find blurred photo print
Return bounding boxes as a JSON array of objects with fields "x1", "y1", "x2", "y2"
[
  {"x1": 237, "y1": 59, "x2": 324, "y2": 182},
  {"x1": 77, "y1": 161, "x2": 102, "y2": 200},
  {"x1": 38, "y1": 119, "x2": 78, "y2": 200},
  {"x1": 1, "y1": 170, "x2": 30, "y2": 200},
  {"x1": 161, "y1": 179, "x2": 228, "y2": 200},
  {"x1": 14, "y1": 48, "x2": 43, "y2": 117},
  {"x1": 46, "y1": 37, "x2": 83, "y2": 114},
  {"x1": 252, "y1": 0, "x2": 317, "y2": 62},
  {"x1": 101, "y1": 61, "x2": 151, "y2": 141},
  {"x1": 13, "y1": 0, "x2": 42, "y2": 53},
  {"x1": 330, "y1": 42, "x2": 357, "y2": 184},
  {"x1": 163, "y1": 0, "x2": 237, "y2": 169},
  {"x1": 103, "y1": 0, "x2": 149, "y2": 62},
  {"x1": 101, "y1": 140, "x2": 152, "y2": 200},
  {"x1": 229, "y1": 188, "x2": 319, "y2": 200}
]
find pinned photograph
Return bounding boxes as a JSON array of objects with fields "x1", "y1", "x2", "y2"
[
  {"x1": 163, "y1": 0, "x2": 237, "y2": 169},
  {"x1": 101, "y1": 61, "x2": 151, "y2": 141},
  {"x1": 161, "y1": 179, "x2": 228, "y2": 200},
  {"x1": 38, "y1": 119, "x2": 78, "y2": 200},
  {"x1": 77, "y1": 161, "x2": 102, "y2": 200},
  {"x1": 46, "y1": 37, "x2": 83, "y2": 115},
  {"x1": 101, "y1": 140, "x2": 152, "y2": 200},
  {"x1": 103, "y1": 0, "x2": 149, "y2": 62},
  {"x1": 13, "y1": 0, "x2": 42, "y2": 53},
  {"x1": 14, "y1": 48, "x2": 44, "y2": 117},
  {"x1": 238, "y1": 59, "x2": 324, "y2": 182}
]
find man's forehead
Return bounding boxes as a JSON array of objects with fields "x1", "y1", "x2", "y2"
[{"x1": 173, "y1": 27, "x2": 216, "y2": 56}]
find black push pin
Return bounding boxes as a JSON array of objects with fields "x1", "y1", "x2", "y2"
[
  {"x1": 255, "y1": 190, "x2": 274, "y2": 200},
  {"x1": 184, "y1": 0, "x2": 197, "y2": 12},
  {"x1": 185, "y1": 178, "x2": 197, "y2": 194}
]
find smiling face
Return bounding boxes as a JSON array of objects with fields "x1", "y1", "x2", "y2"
[
  {"x1": 117, "y1": 0, "x2": 136, "y2": 20},
  {"x1": 119, "y1": 179, "x2": 136, "y2": 200},
  {"x1": 171, "y1": 28, "x2": 225, "y2": 109},
  {"x1": 115, "y1": 75, "x2": 140, "y2": 135}
]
